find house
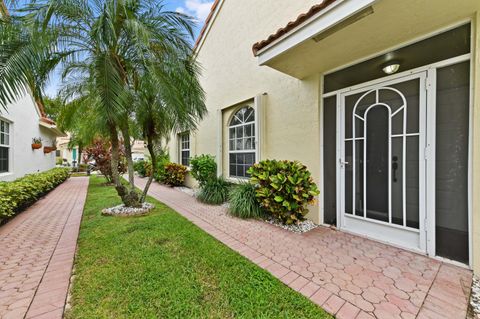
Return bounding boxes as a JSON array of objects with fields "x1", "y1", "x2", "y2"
[
  {"x1": 131, "y1": 140, "x2": 146, "y2": 161},
  {"x1": 167, "y1": 0, "x2": 480, "y2": 274},
  {"x1": 56, "y1": 134, "x2": 81, "y2": 166},
  {"x1": 0, "y1": 92, "x2": 65, "y2": 181}
]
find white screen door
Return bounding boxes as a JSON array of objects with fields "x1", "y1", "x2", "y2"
[{"x1": 338, "y1": 72, "x2": 427, "y2": 253}]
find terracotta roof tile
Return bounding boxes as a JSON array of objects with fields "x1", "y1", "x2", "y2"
[
  {"x1": 252, "y1": 0, "x2": 338, "y2": 56},
  {"x1": 193, "y1": 0, "x2": 221, "y2": 52}
]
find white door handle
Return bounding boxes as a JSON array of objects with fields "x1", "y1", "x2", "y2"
[{"x1": 339, "y1": 159, "x2": 349, "y2": 166}]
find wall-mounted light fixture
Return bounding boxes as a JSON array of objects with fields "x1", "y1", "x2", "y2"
[{"x1": 382, "y1": 61, "x2": 400, "y2": 74}]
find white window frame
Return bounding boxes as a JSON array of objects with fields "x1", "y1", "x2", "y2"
[
  {"x1": 179, "y1": 132, "x2": 190, "y2": 166},
  {"x1": 0, "y1": 118, "x2": 12, "y2": 174},
  {"x1": 228, "y1": 106, "x2": 256, "y2": 179}
]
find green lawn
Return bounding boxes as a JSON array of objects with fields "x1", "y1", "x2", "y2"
[{"x1": 66, "y1": 176, "x2": 331, "y2": 319}]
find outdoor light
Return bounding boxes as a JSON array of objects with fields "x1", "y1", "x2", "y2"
[{"x1": 382, "y1": 62, "x2": 400, "y2": 74}]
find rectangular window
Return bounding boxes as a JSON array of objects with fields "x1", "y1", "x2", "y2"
[
  {"x1": 179, "y1": 132, "x2": 190, "y2": 166},
  {"x1": 0, "y1": 119, "x2": 10, "y2": 173},
  {"x1": 435, "y1": 61, "x2": 470, "y2": 264},
  {"x1": 323, "y1": 96, "x2": 337, "y2": 225}
]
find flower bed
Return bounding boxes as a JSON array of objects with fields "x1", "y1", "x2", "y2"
[{"x1": 0, "y1": 168, "x2": 70, "y2": 222}]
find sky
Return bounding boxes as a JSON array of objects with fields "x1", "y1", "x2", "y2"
[{"x1": 43, "y1": 0, "x2": 215, "y2": 97}]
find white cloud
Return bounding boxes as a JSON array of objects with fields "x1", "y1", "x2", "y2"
[{"x1": 176, "y1": 0, "x2": 214, "y2": 23}]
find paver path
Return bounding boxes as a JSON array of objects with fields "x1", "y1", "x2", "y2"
[
  {"x1": 0, "y1": 177, "x2": 89, "y2": 319},
  {"x1": 135, "y1": 177, "x2": 472, "y2": 319}
]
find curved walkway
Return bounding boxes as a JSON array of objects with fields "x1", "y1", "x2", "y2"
[
  {"x1": 135, "y1": 177, "x2": 472, "y2": 319},
  {"x1": 0, "y1": 177, "x2": 89, "y2": 319}
]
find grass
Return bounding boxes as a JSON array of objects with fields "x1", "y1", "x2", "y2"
[{"x1": 66, "y1": 176, "x2": 331, "y2": 319}]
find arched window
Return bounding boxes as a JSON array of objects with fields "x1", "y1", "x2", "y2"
[{"x1": 229, "y1": 106, "x2": 255, "y2": 178}]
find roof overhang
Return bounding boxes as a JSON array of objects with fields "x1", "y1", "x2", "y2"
[
  {"x1": 254, "y1": 0, "x2": 376, "y2": 65},
  {"x1": 39, "y1": 118, "x2": 67, "y2": 137},
  {"x1": 254, "y1": 0, "x2": 480, "y2": 79}
]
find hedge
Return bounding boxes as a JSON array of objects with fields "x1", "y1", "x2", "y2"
[{"x1": 0, "y1": 168, "x2": 70, "y2": 221}]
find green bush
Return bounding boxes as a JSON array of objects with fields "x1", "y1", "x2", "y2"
[
  {"x1": 197, "y1": 176, "x2": 231, "y2": 205},
  {"x1": 228, "y1": 183, "x2": 264, "y2": 219},
  {"x1": 56, "y1": 158, "x2": 63, "y2": 165},
  {"x1": 153, "y1": 154, "x2": 170, "y2": 182},
  {"x1": 161, "y1": 163, "x2": 187, "y2": 186},
  {"x1": 0, "y1": 168, "x2": 70, "y2": 221},
  {"x1": 133, "y1": 160, "x2": 148, "y2": 177},
  {"x1": 248, "y1": 160, "x2": 319, "y2": 224},
  {"x1": 78, "y1": 163, "x2": 89, "y2": 172},
  {"x1": 190, "y1": 154, "x2": 217, "y2": 186}
]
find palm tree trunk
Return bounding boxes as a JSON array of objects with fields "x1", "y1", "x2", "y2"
[
  {"x1": 78, "y1": 144, "x2": 83, "y2": 165},
  {"x1": 108, "y1": 121, "x2": 140, "y2": 207},
  {"x1": 140, "y1": 133, "x2": 156, "y2": 202},
  {"x1": 119, "y1": 123, "x2": 135, "y2": 190}
]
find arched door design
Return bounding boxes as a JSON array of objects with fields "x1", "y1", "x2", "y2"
[{"x1": 339, "y1": 72, "x2": 427, "y2": 252}]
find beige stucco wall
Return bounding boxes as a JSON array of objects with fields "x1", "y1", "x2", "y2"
[
  {"x1": 167, "y1": 0, "x2": 480, "y2": 270},
  {"x1": 167, "y1": 0, "x2": 324, "y2": 222}
]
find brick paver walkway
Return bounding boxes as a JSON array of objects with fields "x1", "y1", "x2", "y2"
[
  {"x1": 0, "y1": 177, "x2": 89, "y2": 319},
  {"x1": 135, "y1": 177, "x2": 472, "y2": 319}
]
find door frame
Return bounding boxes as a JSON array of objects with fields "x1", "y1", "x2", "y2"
[
  {"x1": 336, "y1": 71, "x2": 428, "y2": 254},
  {"x1": 321, "y1": 53, "x2": 472, "y2": 265}
]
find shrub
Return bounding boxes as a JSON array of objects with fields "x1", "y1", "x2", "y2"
[
  {"x1": 197, "y1": 176, "x2": 231, "y2": 205},
  {"x1": 228, "y1": 183, "x2": 264, "y2": 219},
  {"x1": 78, "y1": 163, "x2": 89, "y2": 172},
  {"x1": 56, "y1": 158, "x2": 63, "y2": 165},
  {"x1": 83, "y1": 139, "x2": 126, "y2": 183},
  {"x1": 153, "y1": 154, "x2": 170, "y2": 182},
  {"x1": 0, "y1": 168, "x2": 70, "y2": 221},
  {"x1": 190, "y1": 154, "x2": 217, "y2": 186},
  {"x1": 133, "y1": 160, "x2": 145, "y2": 176},
  {"x1": 248, "y1": 160, "x2": 320, "y2": 225},
  {"x1": 133, "y1": 160, "x2": 152, "y2": 177},
  {"x1": 161, "y1": 163, "x2": 187, "y2": 186}
]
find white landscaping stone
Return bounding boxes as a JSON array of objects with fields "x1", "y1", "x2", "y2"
[
  {"x1": 101, "y1": 202, "x2": 155, "y2": 217},
  {"x1": 471, "y1": 276, "x2": 480, "y2": 318},
  {"x1": 265, "y1": 217, "x2": 317, "y2": 234}
]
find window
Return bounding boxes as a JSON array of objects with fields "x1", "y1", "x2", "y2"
[
  {"x1": 229, "y1": 106, "x2": 255, "y2": 178},
  {"x1": 179, "y1": 132, "x2": 190, "y2": 166},
  {"x1": 0, "y1": 119, "x2": 10, "y2": 173}
]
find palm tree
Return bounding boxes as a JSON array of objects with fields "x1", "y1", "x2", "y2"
[
  {"x1": 134, "y1": 72, "x2": 205, "y2": 201},
  {"x1": 0, "y1": 0, "x2": 206, "y2": 207}
]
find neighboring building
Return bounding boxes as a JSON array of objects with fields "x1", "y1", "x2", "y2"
[
  {"x1": 132, "y1": 140, "x2": 146, "y2": 161},
  {"x1": 56, "y1": 134, "x2": 81, "y2": 166},
  {"x1": 57, "y1": 136, "x2": 146, "y2": 165},
  {"x1": 167, "y1": 0, "x2": 480, "y2": 273},
  {"x1": 0, "y1": 92, "x2": 65, "y2": 181}
]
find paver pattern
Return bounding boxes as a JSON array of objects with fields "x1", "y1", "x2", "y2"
[
  {"x1": 0, "y1": 177, "x2": 89, "y2": 319},
  {"x1": 135, "y1": 177, "x2": 473, "y2": 319}
]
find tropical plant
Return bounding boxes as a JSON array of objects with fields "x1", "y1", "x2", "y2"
[
  {"x1": 248, "y1": 160, "x2": 320, "y2": 224},
  {"x1": 133, "y1": 160, "x2": 153, "y2": 178},
  {"x1": 133, "y1": 161, "x2": 146, "y2": 177},
  {"x1": 161, "y1": 163, "x2": 187, "y2": 186},
  {"x1": 32, "y1": 137, "x2": 42, "y2": 144},
  {"x1": 0, "y1": 0, "x2": 206, "y2": 208},
  {"x1": 228, "y1": 183, "x2": 264, "y2": 219},
  {"x1": 83, "y1": 139, "x2": 127, "y2": 184},
  {"x1": 190, "y1": 154, "x2": 217, "y2": 186},
  {"x1": 153, "y1": 153, "x2": 170, "y2": 182},
  {"x1": 0, "y1": 167, "x2": 70, "y2": 222},
  {"x1": 197, "y1": 176, "x2": 231, "y2": 205}
]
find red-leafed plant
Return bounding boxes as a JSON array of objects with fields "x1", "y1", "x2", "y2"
[{"x1": 83, "y1": 139, "x2": 127, "y2": 183}]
